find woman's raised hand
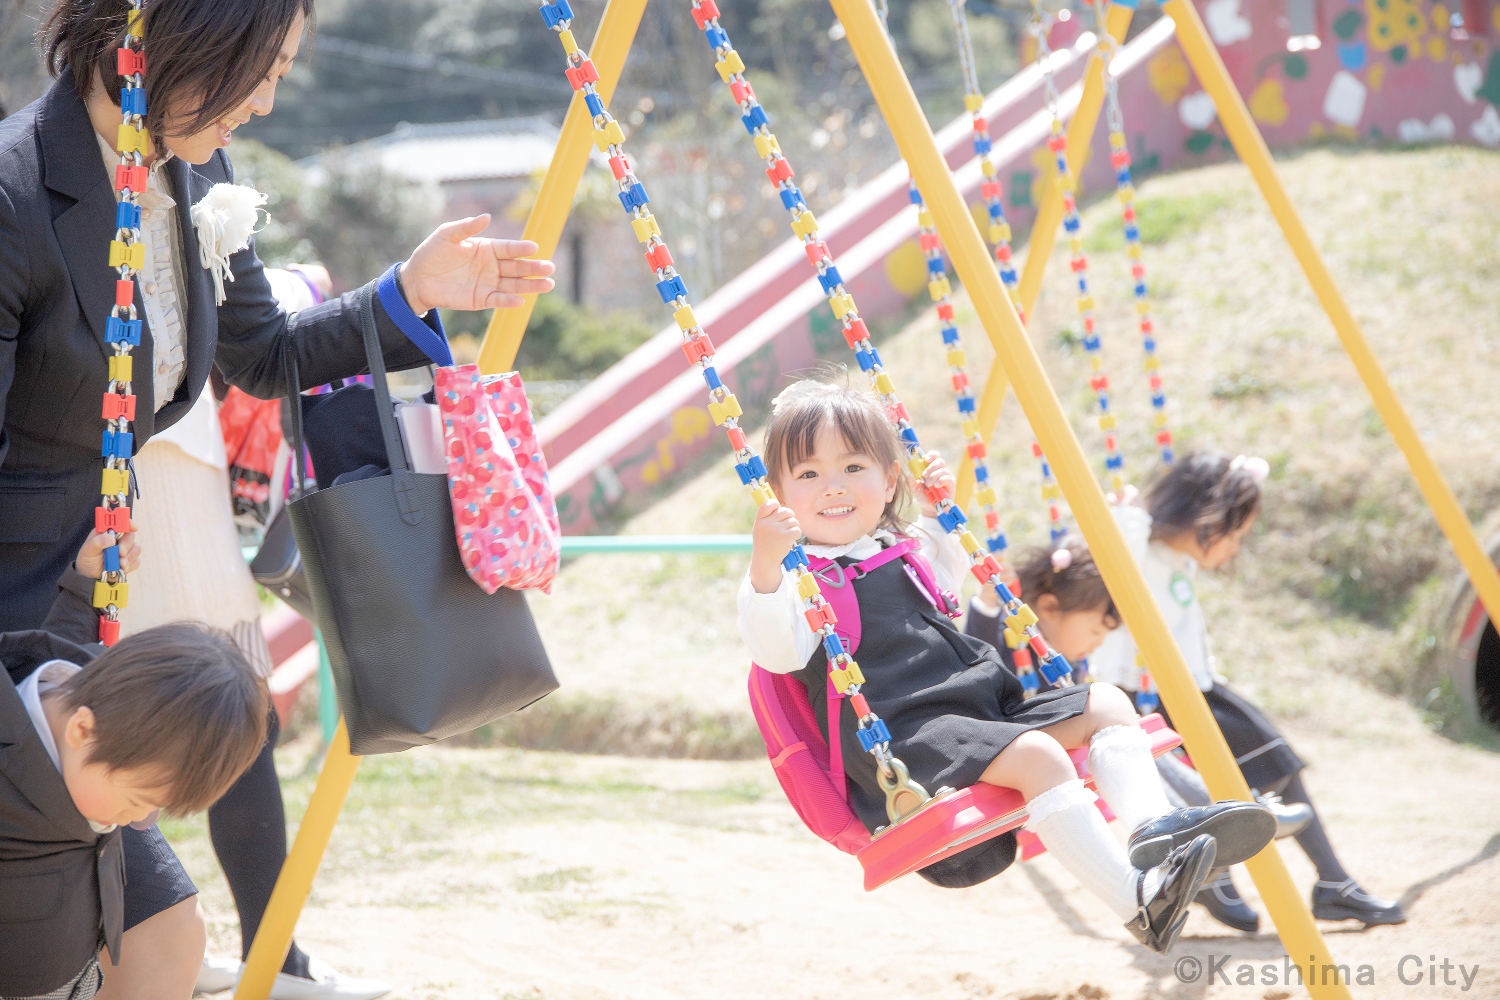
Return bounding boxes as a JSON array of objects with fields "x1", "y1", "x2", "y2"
[{"x1": 399, "y1": 216, "x2": 556, "y2": 315}]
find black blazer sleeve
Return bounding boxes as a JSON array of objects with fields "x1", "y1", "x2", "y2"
[
  {"x1": 39, "y1": 567, "x2": 107, "y2": 648},
  {"x1": 0, "y1": 179, "x2": 27, "y2": 471},
  {"x1": 199, "y1": 150, "x2": 435, "y2": 400}
]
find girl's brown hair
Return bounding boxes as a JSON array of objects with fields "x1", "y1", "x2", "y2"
[
  {"x1": 1144, "y1": 449, "x2": 1262, "y2": 548},
  {"x1": 58, "y1": 623, "x2": 269, "y2": 815},
  {"x1": 1015, "y1": 535, "x2": 1120, "y2": 628},
  {"x1": 42, "y1": 0, "x2": 314, "y2": 139},
  {"x1": 763, "y1": 375, "x2": 911, "y2": 534}
]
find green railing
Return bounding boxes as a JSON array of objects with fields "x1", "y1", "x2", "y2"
[{"x1": 560, "y1": 534, "x2": 752, "y2": 554}]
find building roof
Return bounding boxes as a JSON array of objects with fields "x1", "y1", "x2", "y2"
[{"x1": 301, "y1": 116, "x2": 562, "y2": 185}]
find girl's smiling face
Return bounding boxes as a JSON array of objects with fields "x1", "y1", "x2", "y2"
[{"x1": 777, "y1": 421, "x2": 899, "y2": 548}]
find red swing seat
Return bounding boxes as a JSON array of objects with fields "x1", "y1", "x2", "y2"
[{"x1": 749, "y1": 665, "x2": 1182, "y2": 890}]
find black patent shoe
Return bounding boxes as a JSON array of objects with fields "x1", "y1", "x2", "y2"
[
  {"x1": 1312, "y1": 879, "x2": 1407, "y2": 926},
  {"x1": 1126, "y1": 834, "x2": 1217, "y2": 954},
  {"x1": 1128, "y1": 800, "x2": 1276, "y2": 870},
  {"x1": 1195, "y1": 867, "x2": 1260, "y2": 933}
]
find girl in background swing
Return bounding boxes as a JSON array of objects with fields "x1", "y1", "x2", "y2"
[{"x1": 1088, "y1": 450, "x2": 1406, "y2": 929}]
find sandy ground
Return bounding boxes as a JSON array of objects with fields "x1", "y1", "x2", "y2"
[{"x1": 167, "y1": 662, "x2": 1500, "y2": 1000}]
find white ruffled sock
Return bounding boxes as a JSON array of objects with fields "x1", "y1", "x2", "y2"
[
  {"x1": 1089, "y1": 723, "x2": 1174, "y2": 835},
  {"x1": 1025, "y1": 778, "x2": 1160, "y2": 921}
]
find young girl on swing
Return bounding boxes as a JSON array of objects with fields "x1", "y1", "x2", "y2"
[
  {"x1": 1089, "y1": 450, "x2": 1406, "y2": 928},
  {"x1": 737, "y1": 378, "x2": 1275, "y2": 953}
]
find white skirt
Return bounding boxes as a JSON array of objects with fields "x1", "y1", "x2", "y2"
[{"x1": 121, "y1": 393, "x2": 272, "y2": 676}]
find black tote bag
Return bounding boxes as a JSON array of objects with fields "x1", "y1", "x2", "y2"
[{"x1": 284, "y1": 285, "x2": 558, "y2": 754}]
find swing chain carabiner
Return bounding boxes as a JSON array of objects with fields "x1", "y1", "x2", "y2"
[
  {"x1": 1092, "y1": 3, "x2": 1127, "y2": 135},
  {"x1": 876, "y1": 755, "x2": 932, "y2": 824},
  {"x1": 1029, "y1": 4, "x2": 1061, "y2": 113}
]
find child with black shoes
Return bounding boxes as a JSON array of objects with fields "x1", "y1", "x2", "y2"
[
  {"x1": 1, "y1": 531, "x2": 270, "y2": 1000},
  {"x1": 964, "y1": 536, "x2": 1300, "y2": 933},
  {"x1": 1088, "y1": 451, "x2": 1405, "y2": 929}
]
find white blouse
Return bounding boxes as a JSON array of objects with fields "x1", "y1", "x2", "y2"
[
  {"x1": 1087, "y1": 504, "x2": 1219, "y2": 692},
  {"x1": 736, "y1": 517, "x2": 970, "y2": 675},
  {"x1": 95, "y1": 133, "x2": 188, "y2": 412}
]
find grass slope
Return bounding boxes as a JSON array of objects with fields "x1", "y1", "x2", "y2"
[{"x1": 497, "y1": 145, "x2": 1500, "y2": 755}]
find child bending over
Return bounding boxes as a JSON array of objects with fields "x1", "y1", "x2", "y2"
[
  {"x1": 1, "y1": 530, "x2": 269, "y2": 1000},
  {"x1": 737, "y1": 379, "x2": 1274, "y2": 953},
  {"x1": 1089, "y1": 450, "x2": 1405, "y2": 928}
]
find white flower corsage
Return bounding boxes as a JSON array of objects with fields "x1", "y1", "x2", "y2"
[{"x1": 191, "y1": 182, "x2": 268, "y2": 305}]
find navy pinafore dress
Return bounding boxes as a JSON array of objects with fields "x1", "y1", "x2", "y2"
[{"x1": 793, "y1": 544, "x2": 1093, "y2": 835}]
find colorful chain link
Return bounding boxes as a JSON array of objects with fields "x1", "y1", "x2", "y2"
[
  {"x1": 1094, "y1": 5, "x2": 1174, "y2": 467},
  {"x1": 1031, "y1": 7, "x2": 1124, "y2": 498},
  {"x1": 538, "y1": 0, "x2": 1002, "y2": 814},
  {"x1": 688, "y1": 0, "x2": 1074, "y2": 695},
  {"x1": 943, "y1": 0, "x2": 1066, "y2": 559},
  {"x1": 908, "y1": 185, "x2": 1010, "y2": 564},
  {"x1": 94, "y1": 0, "x2": 147, "y2": 646}
]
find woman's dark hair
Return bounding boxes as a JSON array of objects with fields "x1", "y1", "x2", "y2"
[
  {"x1": 1015, "y1": 535, "x2": 1119, "y2": 628},
  {"x1": 59, "y1": 622, "x2": 269, "y2": 814},
  {"x1": 1143, "y1": 449, "x2": 1262, "y2": 548},
  {"x1": 764, "y1": 373, "x2": 911, "y2": 534},
  {"x1": 42, "y1": 0, "x2": 313, "y2": 139}
]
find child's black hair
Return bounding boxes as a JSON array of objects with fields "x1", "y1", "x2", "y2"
[
  {"x1": 1015, "y1": 535, "x2": 1120, "y2": 628},
  {"x1": 1143, "y1": 450, "x2": 1262, "y2": 548}
]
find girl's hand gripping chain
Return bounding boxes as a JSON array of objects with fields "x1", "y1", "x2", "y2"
[
  {"x1": 915, "y1": 452, "x2": 957, "y2": 520},
  {"x1": 750, "y1": 501, "x2": 803, "y2": 595}
]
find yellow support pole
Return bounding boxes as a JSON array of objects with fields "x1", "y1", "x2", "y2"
[
  {"x1": 1162, "y1": 0, "x2": 1500, "y2": 631},
  {"x1": 235, "y1": 721, "x2": 361, "y2": 1000},
  {"x1": 477, "y1": 0, "x2": 649, "y2": 373},
  {"x1": 829, "y1": 1, "x2": 1350, "y2": 994},
  {"x1": 956, "y1": 3, "x2": 1132, "y2": 507}
]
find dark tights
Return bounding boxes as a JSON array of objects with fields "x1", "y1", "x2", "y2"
[
  {"x1": 1264, "y1": 771, "x2": 1351, "y2": 885},
  {"x1": 207, "y1": 711, "x2": 312, "y2": 979}
]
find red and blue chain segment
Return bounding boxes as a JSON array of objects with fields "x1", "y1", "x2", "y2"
[
  {"x1": 1031, "y1": 13, "x2": 1123, "y2": 499},
  {"x1": 908, "y1": 185, "x2": 1010, "y2": 566},
  {"x1": 94, "y1": 0, "x2": 148, "y2": 645},
  {"x1": 1093, "y1": 5, "x2": 1173, "y2": 468},
  {"x1": 687, "y1": 0, "x2": 1073, "y2": 689},
  {"x1": 1111, "y1": 140, "x2": 1172, "y2": 466},
  {"x1": 948, "y1": 0, "x2": 1066, "y2": 550}
]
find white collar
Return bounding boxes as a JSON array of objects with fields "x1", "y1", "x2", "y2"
[
  {"x1": 17, "y1": 660, "x2": 117, "y2": 834},
  {"x1": 803, "y1": 529, "x2": 897, "y2": 561}
]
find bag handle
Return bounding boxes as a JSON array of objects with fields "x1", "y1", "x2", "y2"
[
  {"x1": 283, "y1": 336, "x2": 308, "y2": 495},
  {"x1": 354, "y1": 283, "x2": 423, "y2": 526},
  {"x1": 281, "y1": 282, "x2": 424, "y2": 527}
]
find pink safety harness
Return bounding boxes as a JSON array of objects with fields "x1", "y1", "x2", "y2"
[{"x1": 747, "y1": 537, "x2": 961, "y2": 854}]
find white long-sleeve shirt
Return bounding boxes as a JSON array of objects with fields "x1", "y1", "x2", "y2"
[
  {"x1": 737, "y1": 518, "x2": 969, "y2": 674},
  {"x1": 1087, "y1": 504, "x2": 1218, "y2": 691}
]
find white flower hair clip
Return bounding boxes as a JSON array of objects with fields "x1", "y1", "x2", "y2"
[
  {"x1": 191, "y1": 182, "x2": 268, "y2": 305},
  {"x1": 1051, "y1": 547, "x2": 1073, "y2": 572},
  {"x1": 1229, "y1": 454, "x2": 1270, "y2": 483}
]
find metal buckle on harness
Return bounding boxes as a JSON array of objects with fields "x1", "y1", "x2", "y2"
[{"x1": 813, "y1": 562, "x2": 847, "y2": 588}]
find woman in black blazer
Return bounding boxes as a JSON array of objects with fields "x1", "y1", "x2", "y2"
[{"x1": 0, "y1": 1, "x2": 554, "y2": 997}]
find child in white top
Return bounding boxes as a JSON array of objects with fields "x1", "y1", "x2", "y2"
[
  {"x1": 737, "y1": 378, "x2": 1273, "y2": 952},
  {"x1": 1088, "y1": 450, "x2": 1406, "y2": 927}
]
